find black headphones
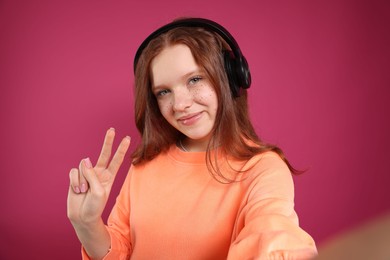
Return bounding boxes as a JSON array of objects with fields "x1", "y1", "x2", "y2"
[{"x1": 133, "y1": 18, "x2": 251, "y2": 97}]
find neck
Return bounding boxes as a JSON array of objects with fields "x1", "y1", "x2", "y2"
[
  {"x1": 179, "y1": 137, "x2": 210, "y2": 152},
  {"x1": 178, "y1": 139, "x2": 189, "y2": 152}
]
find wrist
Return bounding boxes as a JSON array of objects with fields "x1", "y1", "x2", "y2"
[
  {"x1": 71, "y1": 217, "x2": 105, "y2": 232},
  {"x1": 73, "y1": 218, "x2": 111, "y2": 260}
]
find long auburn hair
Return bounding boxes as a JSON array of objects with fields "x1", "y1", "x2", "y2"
[{"x1": 132, "y1": 24, "x2": 300, "y2": 182}]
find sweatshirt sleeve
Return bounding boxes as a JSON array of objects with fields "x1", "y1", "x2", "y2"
[
  {"x1": 227, "y1": 153, "x2": 318, "y2": 260},
  {"x1": 81, "y1": 167, "x2": 133, "y2": 260}
]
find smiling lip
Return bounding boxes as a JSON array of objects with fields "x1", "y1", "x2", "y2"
[{"x1": 178, "y1": 112, "x2": 202, "y2": 126}]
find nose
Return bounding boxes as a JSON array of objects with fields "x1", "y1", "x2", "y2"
[{"x1": 172, "y1": 87, "x2": 193, "y2": 111}]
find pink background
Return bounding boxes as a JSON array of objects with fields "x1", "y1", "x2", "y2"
[{"x1": 1, "y1": 0, "x2": 389, "y2": 259}]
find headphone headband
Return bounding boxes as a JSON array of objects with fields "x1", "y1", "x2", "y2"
[
  {"x1": 134, "y1": 18, "x2": 242, "y2": 71},
  {"x1": 133, "y1": 18, "x2": 251, "y2": 97}
]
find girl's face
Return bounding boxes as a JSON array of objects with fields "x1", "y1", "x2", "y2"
[{"x1": 150, "y1": 44, "x2": 218, "y2": 150}]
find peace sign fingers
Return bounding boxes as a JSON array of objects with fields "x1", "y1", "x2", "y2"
[
  {"x1": 67, "y1": 129, "x2": 131, "y2": 234},
  {"x1": 94, "y1": 128, "x2": 131, "y2": 186}
]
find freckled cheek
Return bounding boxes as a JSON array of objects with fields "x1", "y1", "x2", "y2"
[
  {"x1": 158, "y1": 100, "x2": 173, "y2": 115},
  {"x1": 191, "y1": 84, "x2": 217, "y2": 103},
  {"x1": 189, "y1": 86, "x2": 199, "y2": 98}
]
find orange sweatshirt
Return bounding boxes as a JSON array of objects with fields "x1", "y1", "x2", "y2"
[{"x1": 82, "y1": 145, "x2": 317, "y2": 259}]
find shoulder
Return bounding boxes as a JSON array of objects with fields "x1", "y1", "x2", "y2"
[
  {"x1": 237, "y1": 151, "x2": 295, "y2": 199},
  {"x1": 244, "y1": 151, "x2": 290, "y2": 175}
]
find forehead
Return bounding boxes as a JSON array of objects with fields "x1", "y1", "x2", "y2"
[{"x1": 150, "y1": 44, "x2": 199, "y2": 86}]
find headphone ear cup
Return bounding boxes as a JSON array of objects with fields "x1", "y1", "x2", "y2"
[
  {"x1": 236, "y1": 56, "x2": 251, "y2": 90},
  {"x1": 223, "y1": 50, "x2": 251, "y2": 97},
  {"x1": 223, "y1": 50, "x2": 240, "y2": 97}
]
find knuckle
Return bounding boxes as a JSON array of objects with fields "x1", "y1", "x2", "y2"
[
  {"x1": 69, "y1": 168, "x2": 78, "y2": 177},
  {"x1": 116, "y1": 149, "x2": 126, "y2": 158},
  {"x1": 69, "y1": 169, "x2": 80, "y2": 185},
  {"x1": 92, "y1": 188, "x2": 105, "y2": 199},
  {"x1": 101, "y1": 150, "x2": 111, "y2": 159}
]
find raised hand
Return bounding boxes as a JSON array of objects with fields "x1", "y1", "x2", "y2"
[{"x1": 67, "y1": 128, "x2": 131, "y2": 227}]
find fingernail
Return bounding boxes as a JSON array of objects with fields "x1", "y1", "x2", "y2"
[
  {"x1": 80, "y1": 183, "x2": 87, "y2": 193},
  {"x1": 74, "y1": 186, "x2": 81, "y2": 194},
  {"x1": 84, "y1": 158, "x2": 92, "y2": 169},
  {"x1": 109, "y1": 127, "x2": 115, "y2": 132}
]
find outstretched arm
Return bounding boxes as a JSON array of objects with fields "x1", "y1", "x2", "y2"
[{"x1": 228, "y1": 153, "x2": 317, "y2": 259}]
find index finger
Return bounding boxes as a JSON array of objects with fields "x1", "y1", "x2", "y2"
[{"x1": 95, "y1": 128, "x2": 116, "y2": 169}]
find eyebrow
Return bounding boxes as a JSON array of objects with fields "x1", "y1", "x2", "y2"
[
  {"x1": 152, "y1": 69, "x2": 204, "y2": 90},
  {"x1": 181, "y1": 70, "x2": 203, "y2": 81}
]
